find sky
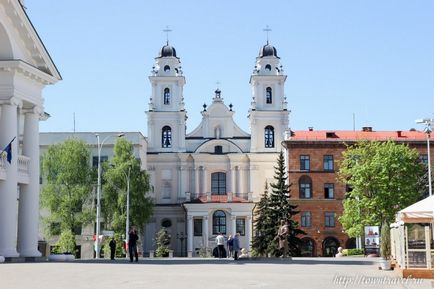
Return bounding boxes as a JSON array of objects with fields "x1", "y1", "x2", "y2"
[{"x1": 26, "y1": 0, "x2": 434, "y2": 135}]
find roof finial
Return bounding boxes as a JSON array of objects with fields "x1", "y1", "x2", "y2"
[
  {"x1": 263, "y1": 25, "x2": 272, "y2": 45},
  {"x1": 163, "y1": 26, "x2": 172, "y2": 45}
]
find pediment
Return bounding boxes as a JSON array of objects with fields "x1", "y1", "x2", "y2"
[
  {"x1": 0, "y1": 1, "x2": 61, "y2": 81},
  {"x1": 194, "y1": 139, "x2": 243, "y2": 154}
]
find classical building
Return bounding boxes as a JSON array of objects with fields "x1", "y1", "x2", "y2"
[
  {"x1": 282, "y1": 127, "x2": 432, "y2": 257},
  {"x1": 0, "y1": 0, "x2": 61, "y2": 258},
  {"x1": 144, "y1": 41, "x2": 289, "y2": 256},
  {"x1": 39, "y1": 132, "x2": 147, "y2": 259}
]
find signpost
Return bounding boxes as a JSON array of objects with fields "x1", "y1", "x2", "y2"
[{"x1": 364, "y1": 225, "x2": 380, "y2": 256}]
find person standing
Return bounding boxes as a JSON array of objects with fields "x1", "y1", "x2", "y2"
[
  {"x1": 277, "y1": 219, "x2": 289, "y2": 258},
  {"x1": 109, "y1": 237, "x2": 116, "y2": 260},
  {"x1": 215, "y1": 232, "x2": 225, "y2": 259},
  {"x1": 232, "y1": 233, "x2": 240, "y2": 260},
  {"x1": 227, "y1": 235, "x2": 233, "y2": 258},
  {"x1": 128, "y1": 227, "x2": 139, "y2": 262}
]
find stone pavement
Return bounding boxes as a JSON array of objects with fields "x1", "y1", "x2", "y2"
[{"x1": 0, "y1": 257, "x2": 431, "y2": 289}]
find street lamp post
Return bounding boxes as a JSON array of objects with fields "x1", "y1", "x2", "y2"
[
  {"x1": 416, "y1": 118, "x2": 433, "y2": 197},
  {"x1": 95, "y1": 133, "x2": 124, "y2": 259}
]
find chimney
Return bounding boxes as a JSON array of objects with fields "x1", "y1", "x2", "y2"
[
  {"x1": 397, "y1": 131, "x2": 402, "y2": 137},
  {"x1": 308, "y1": 127, "x2": 314, "y2": 131},
  {"x1": 362, "y1": 127, "x2": 372, "y2": 132}
]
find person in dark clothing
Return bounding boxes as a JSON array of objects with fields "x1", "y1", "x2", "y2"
[
  {"x1": 128, "y1": 227, "x2": 139, "y2": 262},
  {"x1": 109, "y1": 237, "x2": 116, "y2": 260}
]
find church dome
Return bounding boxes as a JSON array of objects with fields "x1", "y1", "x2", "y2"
[
  {"x1": 259, "y1": 43, "x2": 278, "y2": 58},
  {"x1": 160, "y1": 43, "x2": 177, "y2": 57}
]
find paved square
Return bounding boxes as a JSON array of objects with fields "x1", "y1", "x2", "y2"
[{"x1": 0, "y1": 258, "x2": 430, "y2": 289}]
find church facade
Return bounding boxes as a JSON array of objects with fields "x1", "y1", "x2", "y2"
[{"x1": 143, "y1": 41, "x2": 290, "y2": 256}]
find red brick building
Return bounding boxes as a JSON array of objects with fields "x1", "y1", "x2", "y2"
[{"x1": 282, "y1": 128, "x2": 432, "y2": 257}]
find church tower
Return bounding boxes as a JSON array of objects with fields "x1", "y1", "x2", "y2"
[
  {"x1": 249, "y1": 42, "x2": 289, "y2": 152},
  {"x1": 146, "y1": 42, "x2": 187, "y2": 152}
]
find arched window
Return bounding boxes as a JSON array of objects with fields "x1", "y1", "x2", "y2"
[
  {"x1": 266, "y1": 87, "x2": 272, "y2": 104},
  {"x1": 299, "y1": 175, "x2": 312, "y2": 199},
  {"x1": 265, "y1": 64, "x2": 271, "y2": 71},
  {"x1": 163, "y1": 88, "x2": 170, "y2": 105},
  {"x1": 212, "y1": 210, "x2": 226, "y2": 234},
  {"x1": 211, "y1": 172, "x2": 226, "y2": 195},
  {"x1": 162, "y1": 126, "x2": 172, "y2": 148},
  {"x1": 264, "y1": 126, "x2": 274, "y2": 148},
  {"x1": 164, "y1": 65, "x2": 170, "y2": 72}
]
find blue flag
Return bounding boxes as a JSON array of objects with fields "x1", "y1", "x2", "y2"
[{"x1": 2, "y1": 137, "x2": 15, "y2": 164}]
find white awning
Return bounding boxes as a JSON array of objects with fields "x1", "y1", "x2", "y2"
[{"x1": 399, "y1": 195, "x2": 434, "y2": 223}]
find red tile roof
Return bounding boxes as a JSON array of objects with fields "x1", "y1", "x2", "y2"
[{"x1": 287, "y1": 130, "x2": 427, "y2": 141}]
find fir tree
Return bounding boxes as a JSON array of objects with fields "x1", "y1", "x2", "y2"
[
  {"x1": 267, "y1": 151, "x2": 304, "y2": 256},
  {"x1": 251, "y1": 181, "x2": 273, "y2": 257}
]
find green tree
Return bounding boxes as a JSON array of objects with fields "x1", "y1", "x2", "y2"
[
  {"x1": 41, "y1": 138, "x2": 94, "y2": 244},
  {"x1": 154, "y1": 228, "x2": 170, "y2": 257},
  {"x1": 251, "y1": 182, "x2": 273, "y2": 257},
  {"x1": 338, "y1": 140, "x2": 425, "y2": 237},
  {"x1": 267, "y1": 151, "x2": 304, "y2": 257},
  {"x1": 102, "y1": 138, "x2": 153, "y2": 236}
]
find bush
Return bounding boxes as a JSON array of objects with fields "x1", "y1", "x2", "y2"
[
  {"x1": 154, "y1": 229, "x2": 170, "y2": 257},
  {"x1": 198, "y1": 247, "x2": 211, "y2": 258},
  {"x1": 347, "y1": 248, "x2": 364, "y2": 256},
  {"x1": 57, "y1": 230, "x2": 76, "y2": 254}
]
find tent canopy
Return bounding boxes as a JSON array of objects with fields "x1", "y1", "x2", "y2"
[{"x1": 399, "y1": 195, "x2": 434, "y2": 223}]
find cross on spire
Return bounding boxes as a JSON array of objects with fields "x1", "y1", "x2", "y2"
[
  {"x1": 263, "y1": 25, "x2": 272, "y2": 44},
  {"x1": 163, "y1": 26, "x2": 172, "y2": 45}
]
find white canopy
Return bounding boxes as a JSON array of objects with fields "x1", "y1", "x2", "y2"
[{"x1": 399, "y1": 195, "x2": 434, "y2": 223}]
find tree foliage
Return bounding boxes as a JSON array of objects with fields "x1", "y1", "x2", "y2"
[
  {"x1": 102, "y1": 138, "x2": 153, "y2": 236},
  {"x1": 266, "y1": 151, "x2": 304, "y2": 257},
  {"x1": 338, "y1": 140, "x2": 425, "y2": 237},
  {"x1": 154, "y1": 228, "x2": 171, "y2": 257},
  {"x1": 251, "y1": 182, "x2": 274, "y2": 257},
  {"x1": 41, "y1": 138, "x2": 95, "y2": 240}
]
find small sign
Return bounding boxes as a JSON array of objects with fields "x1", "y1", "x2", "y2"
[
  {"x1": 102, "y1": 230, "x2": 114, "y2": 237},
  {"x1": 364, "y1": 226, "x2": 380, "y2": 249}
]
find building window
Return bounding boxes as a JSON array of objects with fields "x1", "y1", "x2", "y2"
[
  {"x1": 265, "y1": 64, "x2": 271, "y2": 71},
  {"x1": 164, "y1": 65, "x2": 170, "y2": 72},
  {"x1": 264, "y1": 126, "x2": 274, "y2": 148},
  {"x1": 212, "y1": 210, "x2": 226, "y2": 234},
  {"x1": 323, "y1": 155, "x2": 334, "y2": 171},
  {"x1": 324, "y1": 183, "x2": 335, "y2": 199},
  {"x1": 162, "y1": 126, "x2": 172, "y2": 148},
  {"x1": 214, "y1": 145, "x2": 223, "y2": 154},
  {"x1": 163, "y1": 88, "x2": 170, "y2": 105},
  {"x1": 301, "y1": 212, "x2": 312, "y2": 227},
  {"x1": 300, "y1": 155, "x2": 310, "y2": 171},
  {"x1": 299, "y1": 175, "x2": 312, "y2": 199},
  {"x1": 92, "y1": 156, "x2": 108, "y2": 167},
  {"x1": 266, "y1": 87, "x2": 272, "y2": 104},
  {"x1": 211, "y1": 172, "x2": 226, "y2": 195},
  {"x1": 419, "y1": 154, "x2": 428, "y2": 165},
  {"x1": 194, "y1": 218, "x2": 203, "y2": 236},
  {"x1": 236, "y1": 218, "x2": 246, "y2": 236},
  {"x1": 161, "y1": 218, "x2": 172, "y2": 228},
  {"x1": 325, "y1": 212, "x2": 335, "y2": 227}
]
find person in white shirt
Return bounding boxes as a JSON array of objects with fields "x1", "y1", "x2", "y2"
[{"x1": 215, "y1": 232, "x2": 225, "y2": 258}]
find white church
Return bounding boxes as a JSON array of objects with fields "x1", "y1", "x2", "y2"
[
  {"x1": 0, "y1": 0, "x2": 61, "y2": 259},
  {"x1": 143, "y1": 40, "x2": 289, "y2": 256}
]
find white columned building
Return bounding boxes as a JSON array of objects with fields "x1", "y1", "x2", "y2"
[
  {"x1": 0, "y1": 0, "x2": 61, "y2": 258},
  {"x1": 144, "y1": 38, "x2": 289, "y2": 257}
]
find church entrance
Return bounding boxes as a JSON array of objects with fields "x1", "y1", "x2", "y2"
[
  {"x1": 300, "y1": 237, "x2": 315, "y2": 257},
  {"x1": 322, "y1": 237, "x2": 340, "y2": 257}
]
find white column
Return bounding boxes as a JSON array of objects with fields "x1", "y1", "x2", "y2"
[
  {"x1": 236, "y1": 167, "x2": 241, "y2": 195},
  {"x1": 194, "y1": 167, "x2": 200, "y2": 196},
  {"x1": 245, "y1": 216, "x2": 252, "y2": 252},
  {"x1": 202, "y1": 216, "x2": 209, "y2": 248},
  {"x1": 177, "y1": 166, "x2": 182, "y2": 201},
  {"x1": 231, "y1": 216, "x2": 237, "y2": 236},
  {"x1": 231, "y1": 166, "x2": 236, "y2": 195},
  {"x1": 202, "y1": 167, "x2": 207, "y2": 194},
  {"x1": 17, "y1": 108, "x2": 42, "y2": 257},
  {"x1": 239, "y1": 167, "x2": 245, "y2": 195},
  {"x1": 0, "y1": 102, "x2": 20, "y2": 257},
  {"x1": 187, "y1": 215, "x2": 193, "y2": 257}
]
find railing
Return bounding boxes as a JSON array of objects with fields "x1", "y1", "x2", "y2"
[{"x1": 186, "y1": 192, "x2": 252, "y2": 202}]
